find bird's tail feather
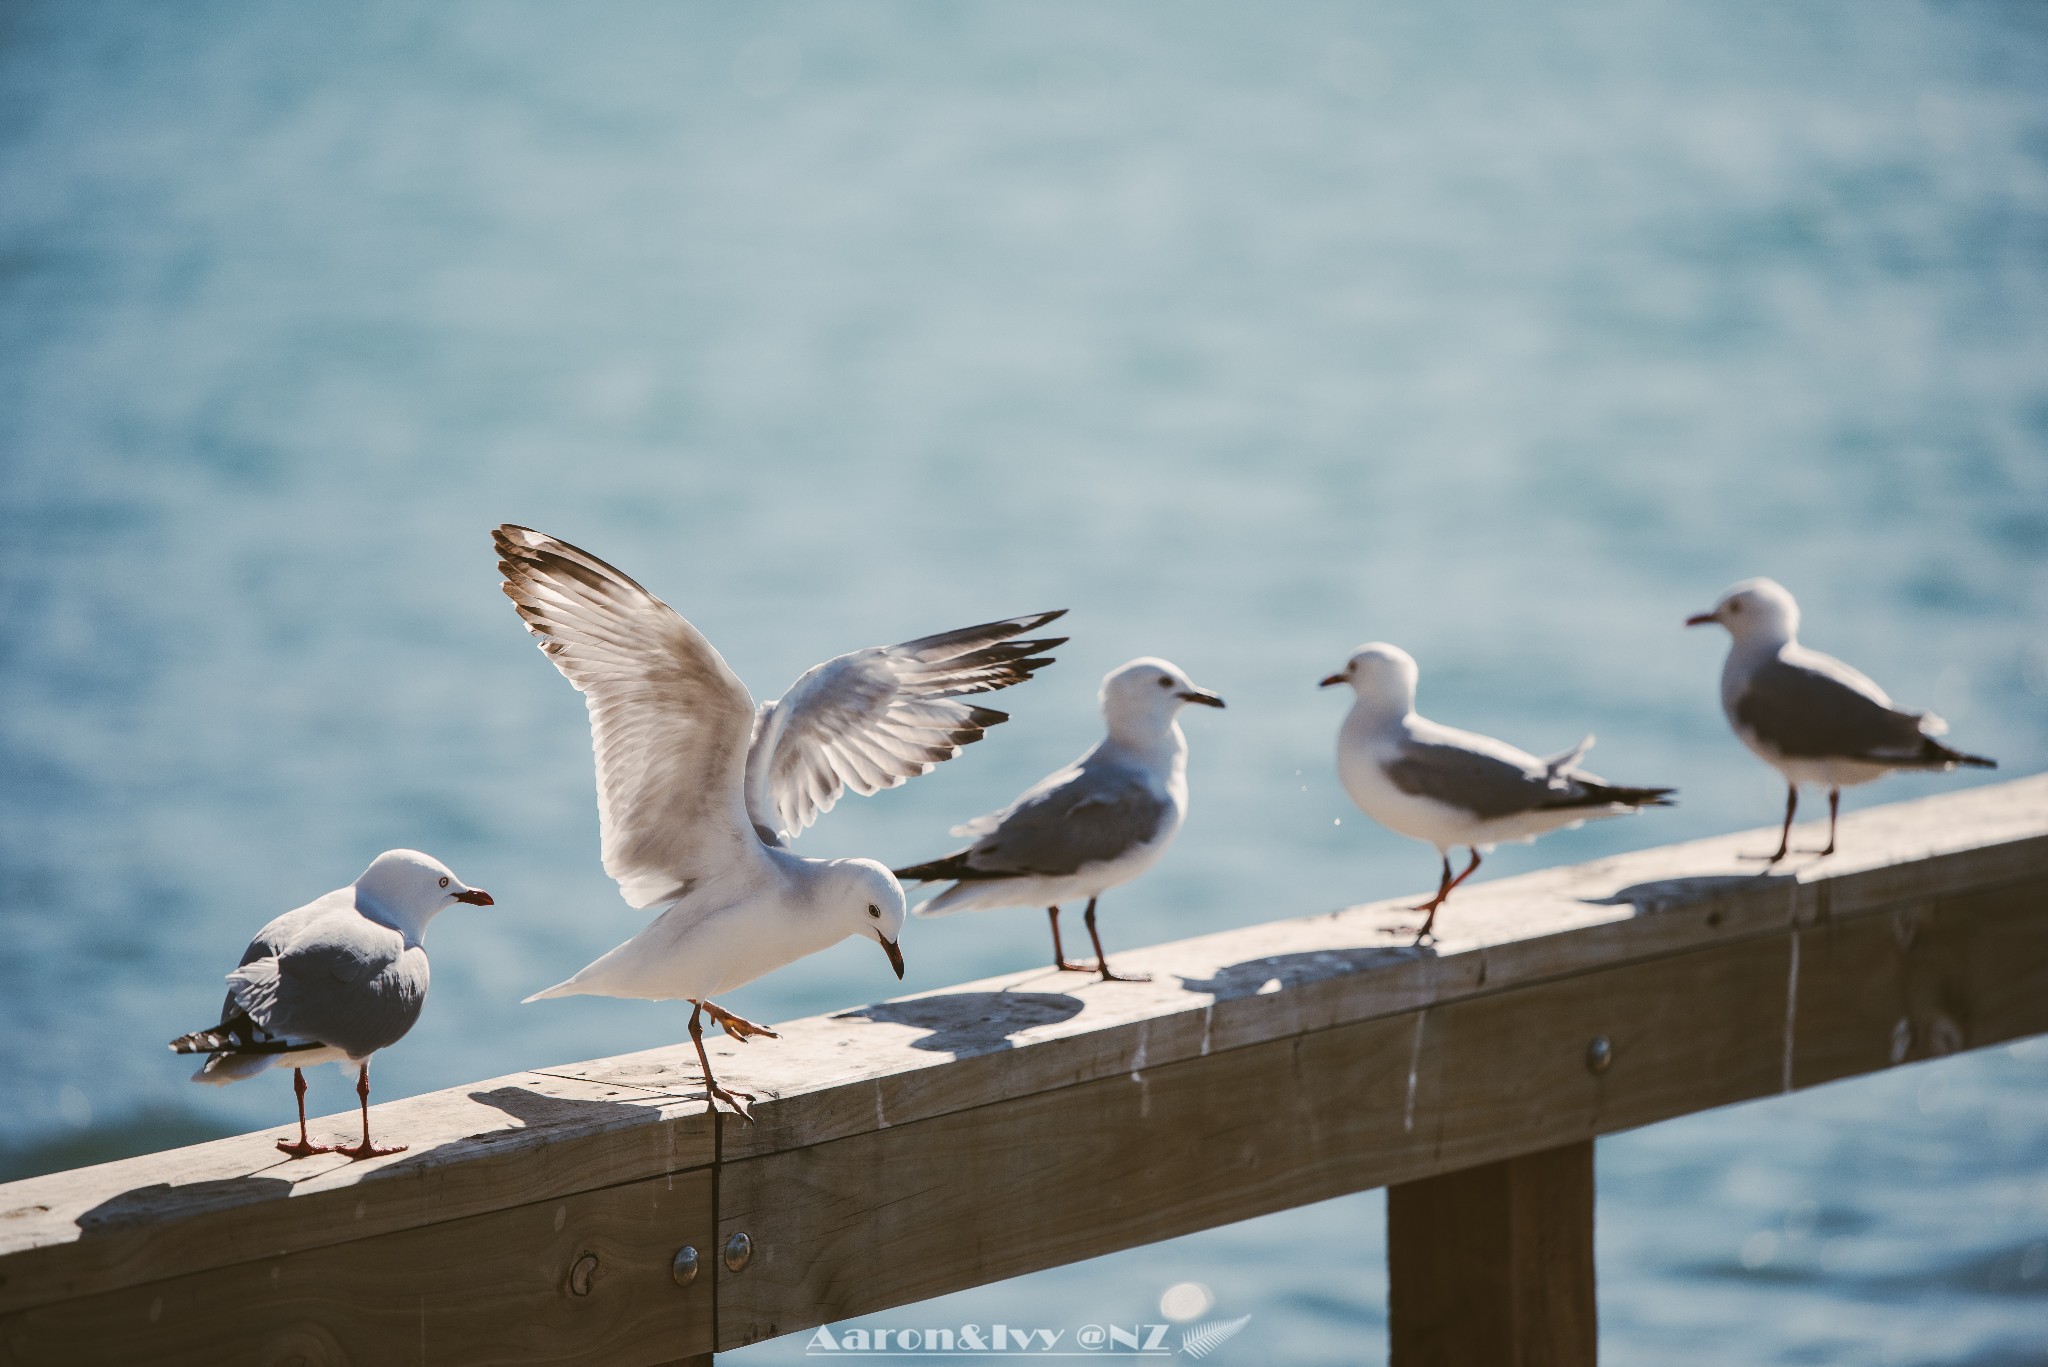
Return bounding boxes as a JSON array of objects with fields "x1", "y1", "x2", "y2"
[
  {"x1": 909, "y1": 882, "x2": 992, "y2": 918},
  {"x1": 191, "y1": 1051, "x2": 280, "y2": 1085}
]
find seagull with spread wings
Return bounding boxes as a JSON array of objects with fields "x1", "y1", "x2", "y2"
[
  {"x1": 494, "y1": 525, "x2": 1064, "y2": 1116},
  {"x1": 1322, "y1": 643, "x2": 1674, "y2": 942},
  {"x1": 1687, "y1": 577, "x2": 1994, "y2": 862}
]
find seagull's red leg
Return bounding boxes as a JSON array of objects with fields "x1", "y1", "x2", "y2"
[
  {"x1": 1417, "y1": 848, "x2": 1482, "y2": 946},
  {"x1": 1411, "y1": 854, "x2": 1453, "y2": 914},
  {"x1": 1048, "y1": 906, "x2": 1088, "y2": 972},
  {"x1": 1084, "y1": 897, "x2": 1149, "y2": 983},
  {"x1": 274, "y1": 1067, "x2": 331, "y2": 1158},
  {"x1": 1767, "y1": 784, "x2": 1797, "y2": 863},
  {"x1": 688, "y1": 1000, "x2": 757, "y2": 1122},
  {"x1": 334, "y1": 1061, "x2": 406, "y2": 1161},
  {"x1": 1406, "y1": 854, "x2": 1455, "y2": 942}
]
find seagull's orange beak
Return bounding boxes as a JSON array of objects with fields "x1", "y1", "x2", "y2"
[
  {"x1": 881, "y1": 937, "x2": 905, "y2": 980},
  {"x1": 454, "y1": 888, "x2": 494, "y2": 906},
  {"x1": 1684, "y1": 612, "x2": 1716, "y2": 628},
  {"x1": 1319, "y1": 673, "x2": 1346, "y2": 688}
]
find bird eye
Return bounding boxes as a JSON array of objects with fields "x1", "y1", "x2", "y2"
[
  {"x1": 867, "y1": 904, "x2": 881, "y2": 918},
  {"x1": 1729, "y1": 601, "x2": 1742, "y2": 613},
  {"x1": 1158, "y1": 676, "x2": 1173, "y2": 688},
  {"x1": 438, "y1": 876, "x2": 450, "y2": 887}
]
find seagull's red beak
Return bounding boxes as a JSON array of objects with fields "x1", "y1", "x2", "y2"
[
  {"x1": 1319, "y1": 673, "x2": 1346, "y2": 688},
  {"x1": 454, "y1": 888, "x2": 494, "y2": 906},
  {"x1": 1684, "y1": 612, "x2": 1716, "y2": 628},
  {"x1": 881, "y1": 937, "x2": 905, "y2": 980}
]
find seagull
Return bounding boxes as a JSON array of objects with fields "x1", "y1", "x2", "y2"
[
  {"x1": 1686, "y1": 577, "x2": 1995, "y2": 862},
  {"x1": 1322, "y1": 643, "x2": 1674, "y2": 941},
  {"x1": 169, "y1": 850, "x2": 494, "y2": 1160},
  {"x1": 894, "y1": 658, "x2": 1224, "y2": 982},
  {"x1": 495, "y1": 525, "x2": 1065, "y2": 1117}
]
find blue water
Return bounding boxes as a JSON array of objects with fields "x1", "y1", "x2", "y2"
[{"x1": 3, "y1": 2, "x2": 2046, "y2": 1361}]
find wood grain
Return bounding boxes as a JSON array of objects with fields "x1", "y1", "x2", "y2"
[
  {"x1": 0, "y1": 1165, "x2": 715, "y2": 1367},
  {"x1": 1387, "y1": 1141, "x2": 1596, "y2": 1367}
]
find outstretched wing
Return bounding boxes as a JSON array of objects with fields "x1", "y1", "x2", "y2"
[
  {"x1": 747, "y1": 611, "x2": 1066, "y2": 843},
  {"x1": 496, "y1": 525, "x2": 761, "y2": 909}
]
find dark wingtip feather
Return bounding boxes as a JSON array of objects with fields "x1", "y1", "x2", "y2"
[
  {"x1": 1564, "y1": 782, "x2": 1677, "y2": 810},
  {"x1": 492, "y1": 525, "x2": 659, "y2": 599},
  {"x1": 892, "y1": 851, "x2": 974, "y2": 883},
  {"x1": 1925, "y1": 737, "x2": 1996, "y2": 769},
  {"x1": 892, "y1": 610, "x2": 1070, "y2": 663},
  {"x1": 169, "y1": 1014, "x2": 257, "y2": 1055}
]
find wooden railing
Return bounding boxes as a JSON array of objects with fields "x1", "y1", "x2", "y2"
[{"x1": 3, "y1": 775, "x2": 2045, "y2": 1366}]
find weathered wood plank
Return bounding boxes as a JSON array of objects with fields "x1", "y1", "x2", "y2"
[
  {"x1": 710, "y1": 874, "x2": 2048, "y2": 1349},
  {"x1": 0, "y1": 1165, "x2": 715, "y2": 1367},
  {"x1": 0, "y1": 1072, "x2": 715, "y2": 1317},
  {"x1": 1387, "y1": 1141, "x2": 1597, "y2": 1367}
]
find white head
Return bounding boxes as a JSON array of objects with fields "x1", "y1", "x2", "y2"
[
  {"x1": 820, "y1": 857, "x2": 907, "y2": 981},
  {"x1": 353, "y1": 849, "x2": 493, "y2": 941},
  {"x1": 1319, "y1": 642, "x2": 1420, "y2": 716},
  {"x1": 1686, "y1": 577, "x2": 1800, "y2": 645},
  {"x1": 1099, "y1": 657, "x2": 1226, "y2": 742}
]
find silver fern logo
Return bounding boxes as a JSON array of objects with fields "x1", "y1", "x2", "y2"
[{"x1": 1178, "y1": 1314, "x2": 1252, "y2": 1359}]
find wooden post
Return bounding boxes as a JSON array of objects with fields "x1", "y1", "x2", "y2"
[{"x1": 1387, "y1": 1140, "x2": 1597, "y2": 1367}]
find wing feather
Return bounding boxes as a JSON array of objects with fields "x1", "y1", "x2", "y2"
[
  {"x1": 748, "y1": 611, "x2": 1067, "y2": 841},
  {"x1": 1736, "y1": 649, "x2": 1932, "y2": 761},
  {"x1": 938, "y1": 762, "x2": 1170, "y2": 879},
  {"x1": 222, "y1": 900, "x2": 420, "y2": 1059},
  {"x1": 496, "y1": 525, "x2": 761, "y2": 909}
]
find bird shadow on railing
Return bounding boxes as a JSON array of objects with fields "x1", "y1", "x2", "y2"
[
  {"x1": 460, "y1": 1083, "x2": 684, "y2": 1135},
  {"x1": 71, "y1": 1172, "x2": 295, "y2": 1238},
  {"x1": 1177, "y1": 944, "x2": 1431, "y2": 1001},
  {"x1": 835, "y1": 991, "x2": 1085, "y2": 1058},
  {"x1": 1583, "y1": 871, "x2": 1794, "y2": 918}
]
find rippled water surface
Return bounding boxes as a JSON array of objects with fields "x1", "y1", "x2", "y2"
[{"x1": 2, "y1": 3, "x2": 2045, "y2": 1362}]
